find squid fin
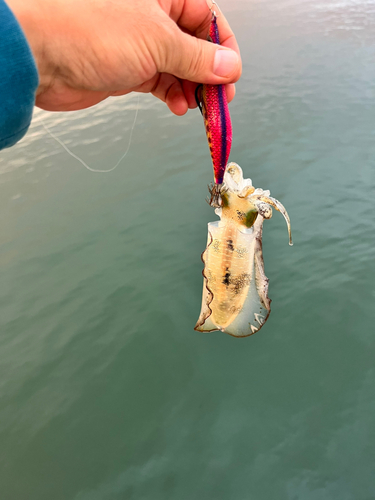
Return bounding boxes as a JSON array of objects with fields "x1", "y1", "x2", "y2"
[{"x1": 195, "y1": 229, "x2": 215, "y2": 332}]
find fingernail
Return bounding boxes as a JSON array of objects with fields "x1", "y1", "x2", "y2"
[{"x1": 214, "y1": 49, "x2": 239, "y2": 77}]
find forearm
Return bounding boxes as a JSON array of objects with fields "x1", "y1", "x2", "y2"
[{"x1": 0, "y1": 0, "x2": 38, "y2": 150}]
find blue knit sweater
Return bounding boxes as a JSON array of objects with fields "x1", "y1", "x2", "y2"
[{"x1": 0, "y1": 0, "x2": 38, "y2": 150}]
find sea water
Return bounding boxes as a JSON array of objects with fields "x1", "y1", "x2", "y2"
[{"x1": 0, "y1": 0, "x2": 374, "y2": 498}]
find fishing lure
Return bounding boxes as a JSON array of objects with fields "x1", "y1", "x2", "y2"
[
  {"x1": 196, "y1": 12, "x2": 232, "y2": 207},
  {"x1": 195, "y1": 163, "x2": 292, "y2": 337}
]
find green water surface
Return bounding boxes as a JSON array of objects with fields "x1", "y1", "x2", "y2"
[{"x1": 1, "y1": 1, "x2": 375, "y2": 498}]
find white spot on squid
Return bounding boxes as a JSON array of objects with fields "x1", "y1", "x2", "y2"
[{"x1": 254, "y1": 313, "x2": 265, "y2": 326}]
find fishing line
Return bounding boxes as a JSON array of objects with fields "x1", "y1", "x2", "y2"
[{"x1": 41, "y1": 95, "x2": 139, "y2": 173}]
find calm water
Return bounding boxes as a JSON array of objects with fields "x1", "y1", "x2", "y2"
[{"x1": 1, "y1": 1, "x2": 375, "y2": 498}]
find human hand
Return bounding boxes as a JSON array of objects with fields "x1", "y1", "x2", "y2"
[{"x1": 7, "y1": 0, "x2": 241, "y2": 115}]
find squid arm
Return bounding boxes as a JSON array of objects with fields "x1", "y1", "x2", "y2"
[{"x1": 252, "y1": 195, "x2": 293, "y2": 246}]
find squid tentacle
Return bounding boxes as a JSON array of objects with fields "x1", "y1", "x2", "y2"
[{"x1": 251, "y1": 195, "x2": 293, "y2": 246}]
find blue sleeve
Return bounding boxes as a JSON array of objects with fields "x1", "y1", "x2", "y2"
[{"x1": 0, "y1": 0, "x2": 39, "y2": 150}]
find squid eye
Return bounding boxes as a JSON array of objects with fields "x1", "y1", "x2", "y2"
[{"x1": 257, "y1": 202, "x2": 273, "y2": 219}]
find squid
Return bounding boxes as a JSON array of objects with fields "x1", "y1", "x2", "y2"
[{"x1": 195, "y1": 162, "x2": 292, "y2": 337}]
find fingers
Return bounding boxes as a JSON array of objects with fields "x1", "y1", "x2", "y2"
[
  {"x1": 152, "y1": 74, "x2": 189, "y2": 115},
  {"x1": 177, "y1": 0, "x2": 240, "y2": 57},
  {"x1": 165, "y1": 83, "x2": 189, "y2": 115},
  {"x1": 151, "y1": 2, "x2": 241, "y2": 110},
  {"x1": 131, "y1": 72, "x2": 189, "y2": 116},
  {"x1": 113, "y1": 74, "x2": 235, "y2": 116},
  {"x1": 156, "y1": 0, "x2": 242, "y2": 87},
  {"x1": 169, "y1": 0, "x2": 241, "y2": 71},
  {"x1": 158, "y1": 23, "x2": 241, "y2": 86}
]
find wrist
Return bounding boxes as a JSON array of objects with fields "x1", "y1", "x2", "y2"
[{"x1": 5, "y1": 0, "x2": 55, "y2": 95}]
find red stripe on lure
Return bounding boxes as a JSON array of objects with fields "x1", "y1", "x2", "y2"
[{"x1": 196, "y1": 15, "x2": 233, "y2": 208}]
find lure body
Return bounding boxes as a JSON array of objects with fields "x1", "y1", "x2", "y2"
[
  {"x1": 197, "y1": 17, "x2": 232, "y2": 197},
  {"x1": 195, "y1": 163, "x2": 292, "y2": 337}
]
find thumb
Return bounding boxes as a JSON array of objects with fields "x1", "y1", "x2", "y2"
[{"x1": 159, "y1": 28, "x2": 241, "y2": 84}]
